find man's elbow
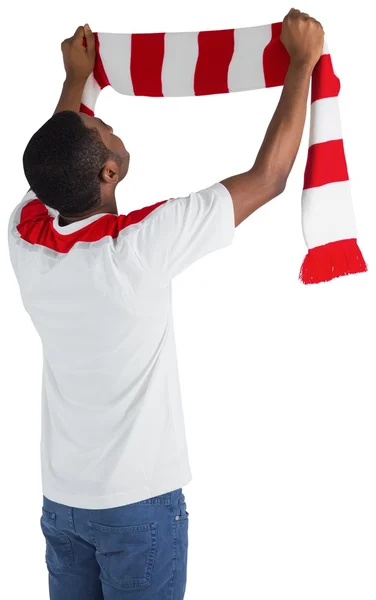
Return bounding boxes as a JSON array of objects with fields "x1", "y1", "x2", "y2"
[
  {"x1": 253, "y1": 165, "x2": 287, "y2": 200},
  {"x1": 274, "y1": 176, "x2": 287, "y2": 197}
]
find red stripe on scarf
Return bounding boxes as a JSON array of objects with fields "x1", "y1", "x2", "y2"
[
  {"x1": 304, "y1": 139, "x2": 349, "y2": 189},
  {"x1": 194, "y1": 29, "x2": 235, "y2": 95},
  {"x1": 93, "y1": 33, "x2": 111, "y2": 89},
  {"x1": 79, "y1": 104, "x2": 95, "y2": 116},
  {"x1": 263, "y1": 22, "x2": 290, "y2": 87},
  {"x1": 311, "y1": 54, "x2": 341, "y2": 102},
  {"x1": 80, "y1": 33, "x2": 110, "y2": 115},
  {"x1": 81, "y1": 33, "x2": 110, "y2": 89},
  {"x1": 130, "y1": 33, "x2": 165, "y2": 96}
]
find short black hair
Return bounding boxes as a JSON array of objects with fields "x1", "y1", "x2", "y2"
[{"x1": 23, "y1": 111, "x2": 118, "y2": 216}]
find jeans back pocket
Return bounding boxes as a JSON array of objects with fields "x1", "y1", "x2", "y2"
[
  {"x1": 40, "y1": 508, "x2": 74, "y2": 574},
  {"x1": 88, "y1": 520, "x2": 157, "y2": 591}
]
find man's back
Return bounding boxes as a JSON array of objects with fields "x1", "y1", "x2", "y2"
[{"x1": 8, "y1": 184, "x2": 235, "y2": 509}]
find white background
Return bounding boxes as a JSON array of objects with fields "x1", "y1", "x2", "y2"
[{"x1": 1, "y1": 1, "x2": 375, "y2": 598}]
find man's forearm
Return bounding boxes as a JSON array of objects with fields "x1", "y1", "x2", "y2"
[
  {"x1": 253, "y1": 59, "x2": 314, "y2": 185},
  {"x1": 54, "y1": 77, "x2": 86, "y2": 114}
]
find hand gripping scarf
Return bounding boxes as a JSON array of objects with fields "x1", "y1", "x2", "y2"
[{"x1": 80, "y1": 21, "x2": 367, "y2": 284}]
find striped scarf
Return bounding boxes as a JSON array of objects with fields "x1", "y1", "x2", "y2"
[{"x1": 80, "y1": 21, "x2": 367, "y2": 284}]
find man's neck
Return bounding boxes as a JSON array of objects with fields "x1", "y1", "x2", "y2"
[{"x1": 58, "y1": 200, "x2": 118, "y2": 226}]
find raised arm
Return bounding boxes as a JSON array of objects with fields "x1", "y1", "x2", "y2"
[
  {"x1": 221, "y1": 8, "x2": 324, "y2": 228},
  {"x1": 54, "y1": 24, "x2": 95, "y2": 114}
]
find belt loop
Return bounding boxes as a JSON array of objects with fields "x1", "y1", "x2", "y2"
[{"x1": 68, "y1": 506, "x2": 76, "y2": 533}]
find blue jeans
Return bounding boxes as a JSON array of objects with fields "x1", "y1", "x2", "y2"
[{"x1": 40, "y1": 488, "x2": 189, "y2": 599}]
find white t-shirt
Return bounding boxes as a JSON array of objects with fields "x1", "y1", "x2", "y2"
[{"x1": 8, "y1": 182, "x2": 235, "y2": 509}]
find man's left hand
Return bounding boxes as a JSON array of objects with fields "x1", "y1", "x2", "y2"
[{"x1": 61, "y1": 24, "x2": 96, "y2": 83}]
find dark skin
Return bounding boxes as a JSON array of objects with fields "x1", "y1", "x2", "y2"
[
  {"x1": 54, "y1": 24, "x2": 130, "y2": 225},
  {"x1": 60, "y1": 113, "x2": 130, "y2": 224},
  {"x1": 54, "y1": 12, "x2": 324, "y2": 228}
]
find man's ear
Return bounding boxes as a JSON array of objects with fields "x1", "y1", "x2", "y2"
[{"x1": 100, "y1": 160, "x2": 120, "y2": 185}]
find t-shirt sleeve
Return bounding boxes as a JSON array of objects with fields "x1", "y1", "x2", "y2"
[{"x1": 128, "y1": 182, "x2": 235, "y2": 286}]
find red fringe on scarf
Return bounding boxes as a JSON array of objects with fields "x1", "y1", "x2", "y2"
[{"x1": 299, "y1": 238, "x2": 367, "y2": 284}]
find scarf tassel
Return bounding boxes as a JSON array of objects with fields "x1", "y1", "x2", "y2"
[{"x1": 299, "y1": 238, "x2": 367, "y2": 284}]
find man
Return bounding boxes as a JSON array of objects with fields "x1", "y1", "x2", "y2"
[{"x1": 8, "y1": 8, "x2": 324, "y2": 600}]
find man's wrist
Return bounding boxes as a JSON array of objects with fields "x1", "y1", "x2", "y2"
[
  {"x1": 64, "y1": 75, "x2": 87, "y2": 88},
  {"x1": 288, "y1": 58, "x2": 315, "y2": 76},
  {"x1": 54, "y1": 76, "x2": 88, "y2": 114}
]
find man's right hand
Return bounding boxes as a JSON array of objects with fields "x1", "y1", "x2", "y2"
[
  {"x1": 281, "y1": 8, "x2": 325, "y2": 69},
  {"x1": 220, "y1": 8, "x2": 326, "y2": 228}
]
